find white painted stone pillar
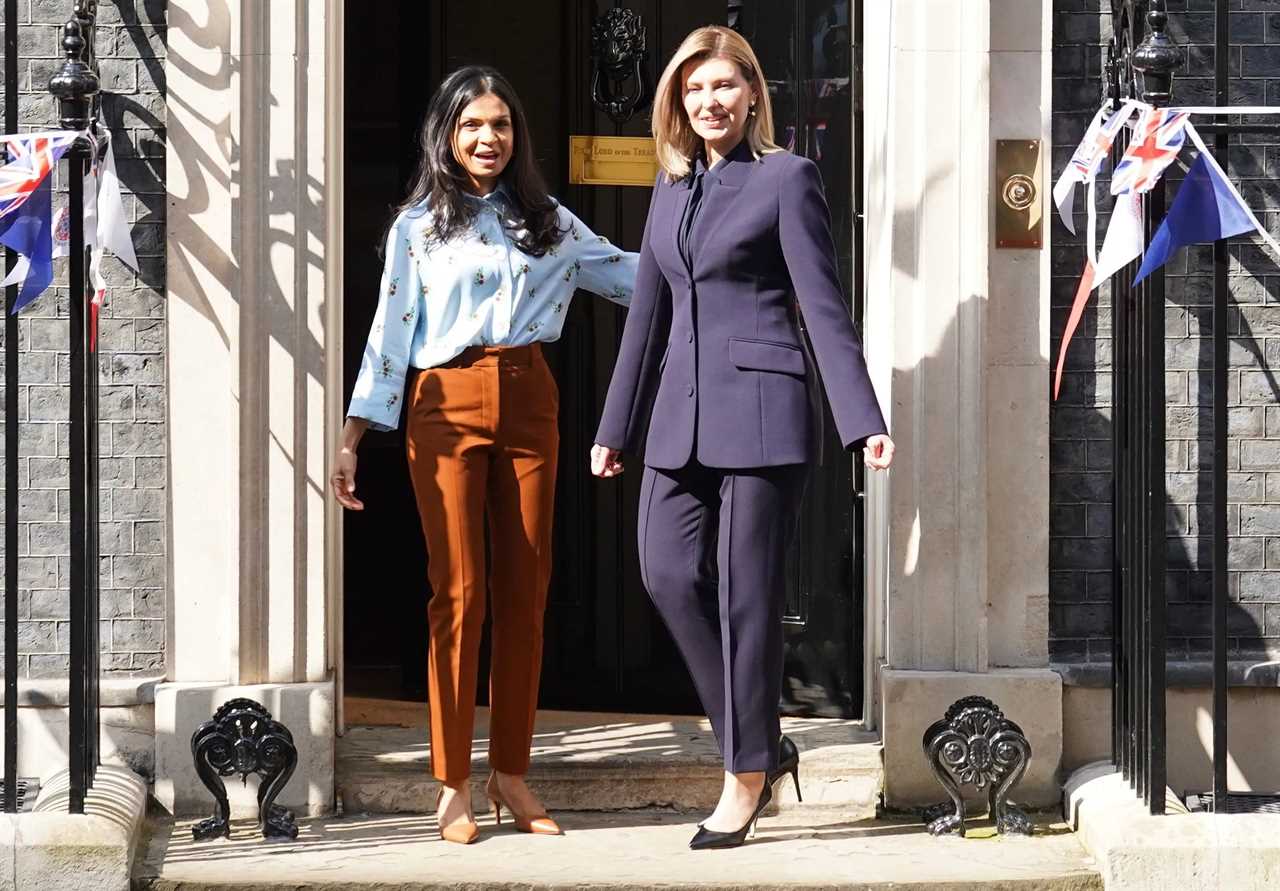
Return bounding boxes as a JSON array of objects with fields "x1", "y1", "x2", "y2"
[
  {"x1": 863, "y1": 0, "x2": 1062, "y2": 807},
  {"x1": 156, "y1": 0, "x2": 343, "y2": 817}
]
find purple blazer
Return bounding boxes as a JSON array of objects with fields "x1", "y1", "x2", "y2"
[{"x1": 595, "y1": 141, "x2": 887, "y2": 470}]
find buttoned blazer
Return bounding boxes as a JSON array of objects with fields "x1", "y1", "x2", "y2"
[{"x1": 595, "y1": 143, "x2": 887, "y2": 469}]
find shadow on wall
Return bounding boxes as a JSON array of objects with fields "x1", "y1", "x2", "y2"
[
  {"x1": 159, "y1": 0, "x2": 327, "y2": 381},
  {"x1": 152, "y1": 0, "x2": 331, "y2": 665},
  {"x1": 1052, "y1": 177, "x2": 1277, "y2": 798},
  {"x1": 0, "y1": 703, "x2": 155, "y2": 782}
]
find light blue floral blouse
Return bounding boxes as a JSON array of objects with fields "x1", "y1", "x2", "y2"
[{"x1": 348, "y1": 185, "x2": 638, "y2": 431}]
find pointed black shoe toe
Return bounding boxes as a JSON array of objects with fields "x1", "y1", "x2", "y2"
[{"x1": 688, "y1": 784, "x2": 773, "y2": 850}]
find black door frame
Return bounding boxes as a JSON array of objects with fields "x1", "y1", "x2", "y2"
[{"x1": 336, "y1": 0, "x2": 877, "y2": 724}]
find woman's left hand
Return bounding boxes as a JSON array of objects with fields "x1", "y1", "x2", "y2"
[
  {"x1": 590, "y1": 444, "x2": 624, "y2": 478},
  {"x1": 864, "y1": 434, "x2": 895, "y2": 471}
]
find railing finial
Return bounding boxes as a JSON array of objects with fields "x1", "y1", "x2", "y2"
[
  {"x1": 47, "y1": 13, "x2": 100, "y2": 132},
  {"x1": 1131, "y1": 0, "x2": 1182, "y2": 107}
]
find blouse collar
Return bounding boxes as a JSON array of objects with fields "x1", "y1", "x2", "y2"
[{"x1": 465, "y1": 179, "x2": 513, "y2": 210}]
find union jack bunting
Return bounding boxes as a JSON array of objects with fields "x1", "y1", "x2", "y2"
[
  {"x1": 1110, "y1": 108, "x2": 1189, "y2": 196},
  {"x1": 1051, "y1": 100, "x2": 1139, "y2": 233},
  {"x1": 1069, "y1": 101, "x2": 1135, "y2": 179},
  {"x1": 0, "y1": 131, "x2": 81, "y2": 312},
  {"x1": 0, "y1": 131, "x2": 78, "y2": 221}
]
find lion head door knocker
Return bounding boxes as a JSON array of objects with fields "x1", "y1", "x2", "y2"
[
  {"x1": 921, "y1": 696, "x2": 1033, "y2": 838},
  {"x1": 590, "y1": 7, "x2": 651, "y2": 125},
  {"x1": 190, "y1": 698, "x2": 300, "y2": 841}
]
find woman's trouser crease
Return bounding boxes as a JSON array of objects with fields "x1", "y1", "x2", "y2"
[
  {"x1": 637, "y1": 460, "x2": 806, "y2": 774},
  {"x1": 406, "y1": 344, "x2": 559, "y2": 784}
]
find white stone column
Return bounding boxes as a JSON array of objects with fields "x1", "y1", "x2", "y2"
[
  {"x1": 156, "y1": 0, "x2": 341, "y2": 817},
  {"x1": 863, "y1": 0, "x2": 1061, "y2": 807}
]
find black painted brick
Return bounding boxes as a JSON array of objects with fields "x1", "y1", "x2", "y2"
[{"x1": 1051, "y1": 0, "x2": 1280, "y2": 665}]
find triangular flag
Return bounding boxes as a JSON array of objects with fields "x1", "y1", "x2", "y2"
[
  {"x1": 1134, "y1": 152, "x2": 1256, "y2": 285},
  {"x1": 93, "y1": 137, "x2": 137, "y2": 278},
  {"x1": 1096, "y1": 189, "x2": 1144, "y2": 283},
  {"x1": 1053, "y1": 188, "x2": 1145, "y2": 400},
  {"x1": 1052, "y1": 100, "x2": 1139, "y2": 234},
  {"x1": 1111, "y1": 108, "x2": 1189, "y2": 196},
  {"x1": 0, "y1": 132, "x2": 80, "y2": 312},
  {"x1": 0, "y1": 172, "x2": 57, "y2": 312}
]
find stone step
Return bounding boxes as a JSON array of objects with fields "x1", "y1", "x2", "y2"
[
  {"x1": 336, "y1": 705, "x2": 883, "y2": 818},
  {"x1": 134, "y1": 811, "x2": 1103, "y2": 891}
]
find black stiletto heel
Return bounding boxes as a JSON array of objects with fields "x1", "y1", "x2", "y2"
[
  {"x1": 767, "y1": 735, "x2": 802, "y2": 802},
  {"x1": 689, "y1": 783, "x2": 773, "y2": 850},
  {"x1": 695, "y1": 736, "x2": 802, "y2": 834}
]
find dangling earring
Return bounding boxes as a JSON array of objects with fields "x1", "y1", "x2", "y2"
[{"x1": 749, "y1": 103, "x2": 757, "y2": 117}]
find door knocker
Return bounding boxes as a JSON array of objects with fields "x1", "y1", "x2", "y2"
[{"x1": 590, "y1": 8, "x2": 651, "y2": 125}]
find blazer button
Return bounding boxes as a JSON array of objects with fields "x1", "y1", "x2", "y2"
[
  {"x1": 686, "y1": 383, "x2": 695, "y2": 397},
  {"x1": 686, "y1": 331, "x2": 694, "y2": 343}
]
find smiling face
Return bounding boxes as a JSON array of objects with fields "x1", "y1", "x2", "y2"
[
  {"x1": 681, "y1": 55, "x2": 756, "y2": 158},
  {"x1": 452, "y1": 93, "x2": 514, "y2": 194}
]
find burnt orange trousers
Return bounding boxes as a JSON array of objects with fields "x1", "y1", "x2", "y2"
[{"x1": 405, "y1": 344, "x2": 558, "y2": 784}]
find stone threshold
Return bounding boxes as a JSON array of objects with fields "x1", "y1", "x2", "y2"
[
  {"x1": 338, "y1": 703, "x2": 882, "y2": 818},
  {"x1": 1065, "y1": 761, "x2": 1280, "y2": 890},
  {"x1": 133, "y1": 810, "x2": 1102, "y2": 891}
]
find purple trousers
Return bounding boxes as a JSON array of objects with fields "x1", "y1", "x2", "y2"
[{"x1": 637, "y1": 461, "x2": 807, "y2": 773}]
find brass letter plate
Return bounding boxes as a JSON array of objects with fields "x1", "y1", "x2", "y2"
[
  {"x1": 570, "y1": 136, "x2": 659, "y2": 187},
  {"x1": 995, "y1": 139, "x2": 1043, "y2": 250}
]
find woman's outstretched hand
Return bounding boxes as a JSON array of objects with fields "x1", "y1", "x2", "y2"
[
  {"x1": 864, "y1": 434, "x2": 895, "y2": 471},
  {"x1": 590, "y1": 444, "x2": 624, "y2": 478},
  {"x1": 332, "y1": 446, "x2": 365, "y2": 510}
]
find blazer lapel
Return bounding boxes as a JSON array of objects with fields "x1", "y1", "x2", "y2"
[
  {"x1": 690, "y1": 183, "x2": 749, "y2": 279},
  {"x1": 689, "y1": 142, "x2": 757, "y2": 278}
]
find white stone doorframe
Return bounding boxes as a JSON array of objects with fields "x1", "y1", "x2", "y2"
[
  {"x1": 159, "y1": 0, "x2": 344, "y2": 817},
  {"x1": 859, "y1": 0, "x2": 1064, "y2": 807},
  {"x1": 326, "y1": 0, "x2": 347, "y2": 739}
]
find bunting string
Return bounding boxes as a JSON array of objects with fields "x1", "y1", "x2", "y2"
[{"x1": 1051, "y1": 101, "x2": 1280, "y2": 399}]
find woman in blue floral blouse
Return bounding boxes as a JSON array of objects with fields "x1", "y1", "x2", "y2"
[{"x1": 333, "y1": 66, "x2": 637, "y2": 844}]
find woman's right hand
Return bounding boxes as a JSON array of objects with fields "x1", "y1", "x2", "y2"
[
  {"x1": 333, "y1": 418, "x2": 370, "y2": 510},
  {"x1": 332, "y1": 446, "x2": 364, "y2": 510},
  {"x1": 590, "y1": 444, "x2": 624, "y2": 478}
]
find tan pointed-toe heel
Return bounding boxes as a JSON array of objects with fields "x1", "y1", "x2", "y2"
[
  {"x1": 435, "y1": 785, "x2": 480, "y2": 845},
  {"x1": 485, "y1": 772, "x2": 562, "y2": 836}
]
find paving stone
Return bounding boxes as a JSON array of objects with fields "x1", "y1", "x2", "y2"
[{"x1": 132, "y1": 810, "x2": 1101, "y2": 891}]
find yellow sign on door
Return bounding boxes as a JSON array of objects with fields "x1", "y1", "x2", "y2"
[{"x1": 569, "y1": 136, "x2": 659, "y2": 187}]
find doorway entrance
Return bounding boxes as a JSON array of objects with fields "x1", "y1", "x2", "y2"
[{"x1": 341, "y1": 1, "x2": 866, "y2": 720}]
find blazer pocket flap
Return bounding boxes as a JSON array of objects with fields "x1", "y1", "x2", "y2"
[{"x1": 727, "y1": 337, "x2": 806, "y2": 376}]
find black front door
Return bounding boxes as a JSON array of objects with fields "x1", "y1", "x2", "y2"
[{"x1": 343, "y1": 1, "x2": 865, "y2": 719}]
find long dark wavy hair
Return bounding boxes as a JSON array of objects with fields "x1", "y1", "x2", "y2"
[{"x1": 388, "y1": 66, "x2": 563, "y2": 257}]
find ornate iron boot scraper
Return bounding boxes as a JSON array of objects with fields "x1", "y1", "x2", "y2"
[
  {"x1": 921, "y1": 696, "x2": 1032, "y2": 837},
  {"x1": 191, "y1": 698, "x2": 300, "y2": 840}
]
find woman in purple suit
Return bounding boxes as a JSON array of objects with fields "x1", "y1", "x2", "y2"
[{"x1": 590, "y1": 25, "x2": 894, "y2": 849}]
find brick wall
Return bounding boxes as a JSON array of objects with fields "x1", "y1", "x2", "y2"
[
  {"x1": 1052, "y1": 0, "x2": 1280, "y2": 664},
  {"x1": 0, "y1": 0, "x2": 167, "y2": 677}
]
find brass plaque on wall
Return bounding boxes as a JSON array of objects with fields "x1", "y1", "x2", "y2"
[
  {"x1": 570, "y1": 136, "x2": 659, "y2": 187},
  {"x1": 995, "y1": 139, "x2": 1043, "y2": 249}
]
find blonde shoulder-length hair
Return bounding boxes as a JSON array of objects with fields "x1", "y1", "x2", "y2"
[{"x1": 652, "y1": 26, "x2": 781, "y2": 181}]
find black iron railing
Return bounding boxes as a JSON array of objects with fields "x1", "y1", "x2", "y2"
[
  {"x1": 3, "y1": 0, "x2": 21, "y2": 816},
  {"x1": 1106, "y1": 0, "x2": 1280, "y2": 816},
  {"x1": 2, "y1": 0, "x2": 103, "y2": 815},
  {"x1": 1106, "y1": 0, "x2": 1174, "y2": 816}
]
